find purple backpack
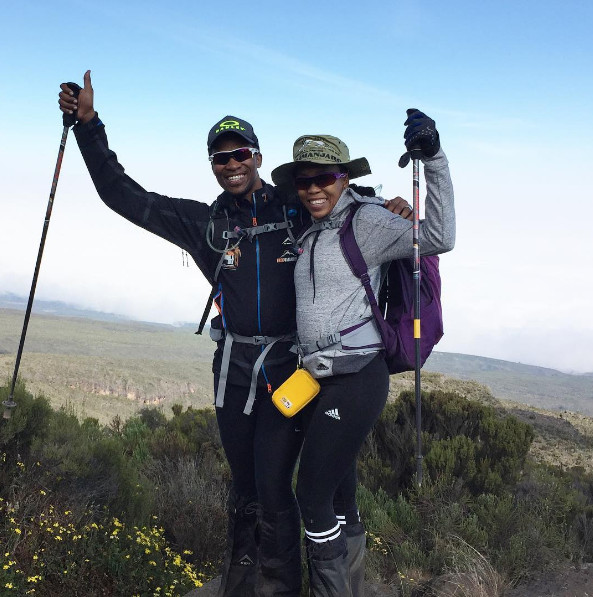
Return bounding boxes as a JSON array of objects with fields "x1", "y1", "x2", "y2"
[{"x1": 338, "y1": 204, "x2": 444, "y2": 374}]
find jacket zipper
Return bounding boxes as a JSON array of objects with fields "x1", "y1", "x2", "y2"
[{"x1": 251, "y1": 193, "x2": 272, "y2": 393}]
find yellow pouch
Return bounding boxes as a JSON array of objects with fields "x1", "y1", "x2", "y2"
[{"x1": 272, "y1": 368, "x2": 320, "y2": 417}]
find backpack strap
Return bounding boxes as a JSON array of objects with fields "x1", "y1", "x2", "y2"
[
  {"x1": 296, "y1": 219, "x2": 343, "y2": 245},
  {"x1": 196, "y1": 205, "x2": 231, "y2": 335},
  {"x1": 195, "y1": 201, "x2": 296, "y2": 336},
  {"x1": 338, "y1": 204, "x2": 397, "y2": 357},
  {"x1": 198, "y1": 203, "x2": 299, "y2": 411},
  {"x1": 223, "y1": 219, "x2": 293, "y2": 241},
  {"x1": 197, "y1": 205, "x2": 295, "y2": 335},
  {"x1": 196, "y1": 286, "x2": 218, "y2": 336}
]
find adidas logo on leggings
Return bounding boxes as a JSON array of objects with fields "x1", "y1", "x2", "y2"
[{"x1": 325, "y1": 408, "x2": 340, "y2": 420}]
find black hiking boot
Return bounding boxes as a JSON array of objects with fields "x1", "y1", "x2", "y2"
[
  {"x1": 343, "y1": 522, "x2": 365, "y2": 597},
  {"x1": 255, "y1": 503, "x2": 302, "y2": 596},
  {"x1": 306, "y1": 532, "x2": 351, "y2": 597},
  {"x1": 217, "y1": 491, "x2": 259, "y2": 597},
  {"x1": 256, "y1": 503, "x2": 302, "y2": 597}
]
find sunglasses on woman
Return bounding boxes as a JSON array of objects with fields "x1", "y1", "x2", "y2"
[
  {"x1": 209, "y1": 147, "x2": 260, "y2": 166},
  {"x1": 294, "y1": 172, "x2": 347, "y2": 191}
]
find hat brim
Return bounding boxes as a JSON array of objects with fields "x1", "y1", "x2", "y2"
[{"x1": 271, "y1": 157, "x2": 371, "y2": 186}]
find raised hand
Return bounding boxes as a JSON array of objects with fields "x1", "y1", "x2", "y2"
[
  {"x1": 403, "y1": 109, "x2": 440, "y2": 157},
  {"x1": 59, "y1": 70, "x2": 96, "y2": 124},
  {"x1": 398, "y1": 108, "x2": 441, "y2": 168}
]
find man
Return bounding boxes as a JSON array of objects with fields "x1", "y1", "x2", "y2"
[{"x1": 60, "y1": 70, "x2": 306, "y2": 597}]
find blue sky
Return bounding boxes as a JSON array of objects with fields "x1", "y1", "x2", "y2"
[{"x1": 1, "y1": 0, "x2": 593, "y2": 373}]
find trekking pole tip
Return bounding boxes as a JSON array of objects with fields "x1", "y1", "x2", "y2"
[{"x1": 2, "y1": 399, "x2": 16, "y2": 420}]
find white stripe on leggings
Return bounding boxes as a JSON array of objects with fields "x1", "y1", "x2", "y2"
[{"x1": 305, "y1": 522, "x2": 342, "y2": 543}]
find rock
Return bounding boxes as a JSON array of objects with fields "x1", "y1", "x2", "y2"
[{"x1": 184, "y1": 575, "x2": 221, "y2": 596}]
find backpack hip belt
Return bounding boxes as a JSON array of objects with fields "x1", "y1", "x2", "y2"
[
  {"x1": 299, "y1": 317, "x2": 383, "y2": 356},
  {"x1": 210, "y1": 327, "x2": 296, "y2": 415}
]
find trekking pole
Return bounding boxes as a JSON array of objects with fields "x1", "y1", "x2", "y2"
[
  {"x1": 411, "y1": 147, "x2": 423, "y2": 486},
  {"x1": 2, "y1": 83, "x2": 81, "y2": 420}
]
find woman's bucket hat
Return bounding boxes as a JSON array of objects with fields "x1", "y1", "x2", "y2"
[{"x1": 271, "y1": 135, "x2": 371, "y2": 186}]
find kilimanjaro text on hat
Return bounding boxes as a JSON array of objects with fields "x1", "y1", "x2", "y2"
[
  {"x1": 216, "y1": 120, "x2": 246, "y2": 135},
  {"x1": 295, "y1": 137, "x2": 342, "y2": 163}
]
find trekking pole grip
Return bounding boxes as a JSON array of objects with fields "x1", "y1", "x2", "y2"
[
  {"x1": 62, "y1": 82, "x2": 82, "y2": 127},
  {"x1": 410, "y1": 146, "x2": 423, "y2": 161}
]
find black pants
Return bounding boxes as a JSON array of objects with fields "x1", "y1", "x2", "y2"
[
  {"x1": 296, "y1": 355, "x2": 389, "y2": 536},
  {"x1": 215, "y1": 379, "x2": 303, "y2": 511}
]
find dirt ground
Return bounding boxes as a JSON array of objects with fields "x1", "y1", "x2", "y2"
[
  {"x1": 504, "y1": 563, "x2": 593, "y2": 597},
  {"x1": 185, "y1": 577, "x2": 395, "y2": 595},
  {"x1": 187, "y1": 564, "x2": 593, "y2": 596}
]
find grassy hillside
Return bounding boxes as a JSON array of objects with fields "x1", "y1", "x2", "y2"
[
  {"x1": 0, "y1": 308, "x2": 214, "y2": 422},
  {"x1": 2, "y1": 306, "x2": 593, "y2": 474},
  {"x1": 424, "y1": 351, "x2": 593, "y2": 416},
  {"x1": 3, "y1": 305, "x2": 592, "y2": 416}
]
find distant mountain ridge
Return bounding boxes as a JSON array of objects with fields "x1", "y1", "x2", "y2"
[
  {"x1": 423, "y1": 351, "x2": 593, "y2": 416},
  {"x1": 2, "y1": 293, "x2": 592, "y2": 416},
  {"x1": 0, "y1": 292, "x2": 131, "y2": 323},
  {"x1": 0, "y1": 292, "x2": 195, "y2": 329}
]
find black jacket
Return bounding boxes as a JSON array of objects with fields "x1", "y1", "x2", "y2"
[{"x1": 74, "y1": 114, "x2": 307, "y2": 389}]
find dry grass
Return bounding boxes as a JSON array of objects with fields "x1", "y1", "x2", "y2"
[
  {"x1": 389, "y1": 371, "x2": 500, "y2": 407},
  {"x1": 391, "y1": 369, "x2": 593, "y2": 475},
  {"x1": 423, "y1": 536, "x2": 509, "y2": 597},
  {"x1": 500, "y1": 400, "x2": 593, "y2": 474},
  {"x1": 0, "y1": 352, "x2": 214, "y2": 423}
]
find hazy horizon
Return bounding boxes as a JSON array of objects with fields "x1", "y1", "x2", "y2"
[{"x1": 2, "y1": 292, "x2": 591, "y2": 377}]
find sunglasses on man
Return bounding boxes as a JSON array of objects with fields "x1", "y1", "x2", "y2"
[
  {"x1": 294, "y1": 172, "x2": 347, "y2": 191},
  {"x1": 209, "y1": 147, "x2": 260, "y2": 166}
]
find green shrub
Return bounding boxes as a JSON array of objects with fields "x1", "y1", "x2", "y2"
[
  {"x1": 359, "y1": 391, "x2": 534, "y2": 497},
  {"x1": 0, "y1": 498, "x2": 209, "y2": 596},
  {"x1": 138, "y1": 406, "x2": 167, "y2": 430},
  {"x1": 0, "y1": 381, "x2": 52, "y2": 489},
  {"x1": 27, "y1": 409, "x2": 154, "y2": 523},
  {"x1": 146, "y1": 453, "x2": 228, "y2": 566},
  {"x1": 4, "y1": 379, "x2": 593, "y2": 592}
]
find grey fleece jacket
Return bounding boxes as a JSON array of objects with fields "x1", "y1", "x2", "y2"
[{"x1": 294, "y1": 148, "x2": 455, "y2": 378}]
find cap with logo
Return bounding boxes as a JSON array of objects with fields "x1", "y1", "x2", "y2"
[
  {"x1": 207, "y1": 116, "x2": 259, "y2": 153},
  {"x1": 271, "y1": 135, "x2": 371, "y2": 186}
]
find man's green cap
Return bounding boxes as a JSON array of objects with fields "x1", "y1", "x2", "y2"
[{"x1": 271, "y1": 135, "x2": 371, "y2": 186}]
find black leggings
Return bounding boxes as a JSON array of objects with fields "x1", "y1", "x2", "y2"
[
  {"x1": 215, "y1": 379, "x2": 304, "y2": 512},
  {"x1": 296, "y1": 355, "x2": 389, "y2": 537}
]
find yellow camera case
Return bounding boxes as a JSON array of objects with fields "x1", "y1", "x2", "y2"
[{"x1": 272, "y1": 368, "x2": 320, "y2": 417}]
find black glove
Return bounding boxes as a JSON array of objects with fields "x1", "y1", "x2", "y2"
[{"x1": 398, "y1": 108, "x2": 440, "y2": 168}]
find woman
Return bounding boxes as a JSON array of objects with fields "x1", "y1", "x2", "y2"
[{"x1": 270, "y1": 110, "x2": 455, "y2": 595}]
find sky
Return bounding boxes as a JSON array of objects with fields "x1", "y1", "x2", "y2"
[{"x1": 1, "y1": 0, "x2": 592, "y2": 374}]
